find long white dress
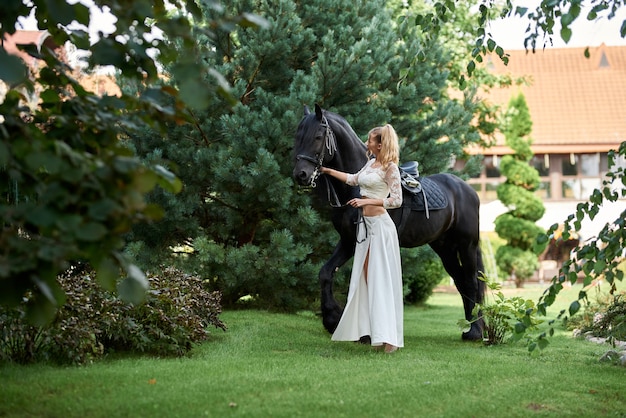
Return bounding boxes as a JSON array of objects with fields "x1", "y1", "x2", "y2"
[{"x1": 331, "y1": 159, "x2": 404, "y2": 348}]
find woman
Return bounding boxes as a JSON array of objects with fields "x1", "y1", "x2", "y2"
[{"x1": 320, "y1": 124, "x2": 403, "y2": 353}]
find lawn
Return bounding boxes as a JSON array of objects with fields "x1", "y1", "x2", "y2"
[{"x1": 0, "y1": 282, "x2": 624, "y2": 417}]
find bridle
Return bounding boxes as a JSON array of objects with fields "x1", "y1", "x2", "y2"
[
  {"x1": 296, "y1": 114, "x2": 337, "y2": 187},
  {"x1": 295, "y1": 114, "x2": 342, "y2": 207}
]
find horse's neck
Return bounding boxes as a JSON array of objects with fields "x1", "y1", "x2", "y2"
[
  {"x1": 332, "y1": 118, "x2": 368, "y2": 172},
  {"x1": 327, "y1": 125, "x2": 367, "y2": 203}
]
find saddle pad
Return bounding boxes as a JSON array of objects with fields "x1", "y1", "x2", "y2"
[{"x1": 403, "y1": 177, "x2": 448, "y2": 211}]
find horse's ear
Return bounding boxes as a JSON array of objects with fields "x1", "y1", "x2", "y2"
[
  {"x1": 314, "y1": 103, "x2": 323, "y2": 121},
  {"x1": 304, "y1": 105, "x2": 310, "y2": 116}
]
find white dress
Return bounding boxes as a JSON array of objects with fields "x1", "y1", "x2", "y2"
[{"x1": 331, "y1": 159, "x2": 404, "y2": 348}]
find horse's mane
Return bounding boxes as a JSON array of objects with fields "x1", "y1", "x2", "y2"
[
  {"x1": 325, "y1": 111, "x2": 366, "y2": 151},
  {"x1": 323, "y1": 111, "x2": 368, "y2": 170}
]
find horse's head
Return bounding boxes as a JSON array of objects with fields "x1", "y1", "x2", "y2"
[{"x1": 292, "y1": 104, "x2": 337, "y2": 187}]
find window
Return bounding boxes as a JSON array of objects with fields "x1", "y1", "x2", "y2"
[
  {"x1": 484, "y1": 156, "x2": 501, "y2": 178},
  {"x1": 562, "y1": 156, "x2": 577, "y2": 176},
  {"x1": 580, "y1": 153, "x2": 599, "y2": 176},
  {"x1": 535, "y1": 181, "x2": 551, "y2": 199},
  {"x1": 530, "y1": 155, "x2": 549, "y2": 176}
]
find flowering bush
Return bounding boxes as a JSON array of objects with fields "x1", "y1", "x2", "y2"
[{"x1": 0, "y1": 266, "x2": 224, "y2": 365}]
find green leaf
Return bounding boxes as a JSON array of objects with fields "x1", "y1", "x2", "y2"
[
  {"x1": 561, "y1": 13, "x2": 575, "y2": 27},
  {"x1": 75, "y1": 222, "x2": 108, "y2": 242},
  {"x1": 96, "y1": 256, "x2": 120, "y2": 291},
  {"x1": 459, "y1": 75, "x2": 466, "y2": 90},
  {"x1": 515, "y1": 7, "x2": 528, "y2": 17},
  {"x1": 72, "y1": 1, "x2": 91, "y2": 26},
  {"x1": 57, "y1": 214, "x2": 83, "y2": 231},
  {"x1": 88, "y1": 198, "x2": 118, "y2": 221},
  {"x1": 133, "y1": 169, "x2": 158, "y2": 193},
  {"x1": 154, "y1": 165, "x2": 183, "y2": 193},
  {"x1": 25, "y1": 206, "x2": 58, "y2": 228},
  {"x1": 593, "y1": 259, "x2": 606, "y2": 275},
  {"x1": 457, "y1": 319, "x2": 472, "y2": 333},
  {"x1": 537, "y1": 338, "x2": 549, "y2": 351},
  {"x1": 568, "y1": 300, "x2": 581, "y2": 316},
  {"x1": 90, "y1": 38, "x2": 127, "y2": 68},
  {"x1": 239, "y1": 12, "x2": 270, "y2": 29},
  {"x1": 0, "y1": 49, "x2": 28, "y2": 85},
  {"x1": 113, "y1": 156, "x2": 139, "y2": 174},
  {"x1": 45, "y1": 0, "x2": 78, "y2": 25},
  {"x1": 40, "y1": 88, "x2": 61, "y2": 103},
  {"x1": 26, "y1": 296, "x2": 58, "y2": 326},
  {"x1": 26, "y1": 276, "x2": 65, "y2": 326},
  {"x1": 143, "y1": 203, "x2": 165, "y2": 220},
  {"x1": 560, "y1": 27, "x2": 572, "y2": 44},
  {"x1": 117, "y1": 264, "x2": 148, "y2": 305},
  {"x1": 466, "y1": 60, "x2": 476, "y2": 76}
]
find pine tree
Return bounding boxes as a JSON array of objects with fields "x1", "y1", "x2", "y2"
[
  {"x1": 494, "y1": 93, "x2": 545, "y2": 287},
  {"x1": 126, "y1": 0, "x2": 485, "y2": 309}
]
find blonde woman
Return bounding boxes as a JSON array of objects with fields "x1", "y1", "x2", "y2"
[{"x1": 320, "y1": 124, "x2": 403, "y2": 353}]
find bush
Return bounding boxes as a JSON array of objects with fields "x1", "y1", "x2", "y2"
[
  {"x1": 567, "y1": 291, "x2": 626, "y2": 342},
  {"x1": 402, "y1": 246, "x2": 447, "y2": 304},
  {"x1": 459, "y1": 277, "x2": 543, "y2": 347},
  {"x1": 0, "y1": 266, "x2": 225, "y2": 365}
]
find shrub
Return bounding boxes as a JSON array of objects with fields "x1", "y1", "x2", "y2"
[
  {"x1": 0, "y1": 266, "x2": 225, "y2": 365},
  {"x1": 567, "y1": 291, "x2": 626, "y2": 342},
  {"x1": 402, "y1": 246, "x2": 447, "y2": 305},
  {"x1": 459, "y1": 276, "x2": 543, "y2": 347}
]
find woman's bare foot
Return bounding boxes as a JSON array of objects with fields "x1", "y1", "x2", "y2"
[{"x1": 384, "y1": 343, "x2": 398, "y2": 353}]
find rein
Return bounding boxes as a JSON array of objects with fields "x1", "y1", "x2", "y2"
[{"x1": 296, "y1": 115, "x2": 342, "y2": 207}]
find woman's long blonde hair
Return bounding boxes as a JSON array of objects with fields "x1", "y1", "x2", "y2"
[{"x1": 368, "y1": 124, "x2": 400, "y2": 169}]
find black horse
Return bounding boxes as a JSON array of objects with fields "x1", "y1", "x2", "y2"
[{"x1": 293, "y1": 104, "x2": 485, "y2": 341}]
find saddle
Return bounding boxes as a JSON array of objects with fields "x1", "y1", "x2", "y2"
[{"x1": 399, "y1": 161, "x2": 448, "y2": 219}]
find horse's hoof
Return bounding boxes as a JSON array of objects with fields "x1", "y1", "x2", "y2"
[
  {"x1": 461, "y1": 330, "x2": 483, "y2": 341},
  {"x1": 322, "y1": 304, "x2": 343, "y2": 334},
  {"x1": 359, "y1": 335, "x2": 371, "y2": 345},
  {"x1": 462, "y1": 320, "x2": 485, "y2": 341}
]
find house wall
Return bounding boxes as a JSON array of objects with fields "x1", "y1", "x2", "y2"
[{"x1": 462, "y1": 151, "x2": 626, "y2": 202}]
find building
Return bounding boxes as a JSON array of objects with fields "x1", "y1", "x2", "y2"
[
  {"x1": 1, "y1": 30, "x2": 119, "y2": 96},
  {"x1": 1, "y1": 30, "x2": 62, "y2": 72},
  {"x1": 463, "y1": 44, "x2": 626, "y2": 203}
]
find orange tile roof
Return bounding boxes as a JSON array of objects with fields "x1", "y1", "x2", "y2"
[
  {"x1": 3, "y1": 30, "x2": 120, "y2": 96},
  {"x1": 2, "y1": 30, "x2": 56, "y2": 68},
  {"x1": 470, "y1": 44, "x2": 626, "y2": 155},
  {"x1": 77, "y1": 73, "x2": 121, "y2": 96}
]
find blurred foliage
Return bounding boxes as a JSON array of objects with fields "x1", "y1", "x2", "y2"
[
  {"x1": 0, "y1": 1, "x2": 262, "y2": 322},
  {"x1": 0, "y1": 265, "x2": 224, "y2": 365}
]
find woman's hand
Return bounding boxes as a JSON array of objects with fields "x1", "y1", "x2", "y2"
[{"x1": 347, "y1": 198, "x2": 365, "y2": 208}]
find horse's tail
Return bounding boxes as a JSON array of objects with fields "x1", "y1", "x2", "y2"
[{"x1": 476, "y1": 245, "x2": 486, "y2": 304}]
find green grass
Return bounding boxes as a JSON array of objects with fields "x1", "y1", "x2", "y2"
[{"x1": 1, "y1": 283, "x2": 625, "y2": 418}]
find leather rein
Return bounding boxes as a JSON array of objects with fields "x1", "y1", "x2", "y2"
[{"x1": 296, "y1": 115, "x2": 343, "y2": 207}]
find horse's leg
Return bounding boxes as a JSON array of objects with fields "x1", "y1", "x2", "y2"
[
  {"x1": 320, "y1": 241, "x2": 353, "y2": 334},
  {"x1": 431, "y1": 241, "x2": 484, "y2": 341}
]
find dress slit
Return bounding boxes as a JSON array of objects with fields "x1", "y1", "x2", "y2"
[{"x1": 331, "y1": 213, "x2": 404, "y2": 347}]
